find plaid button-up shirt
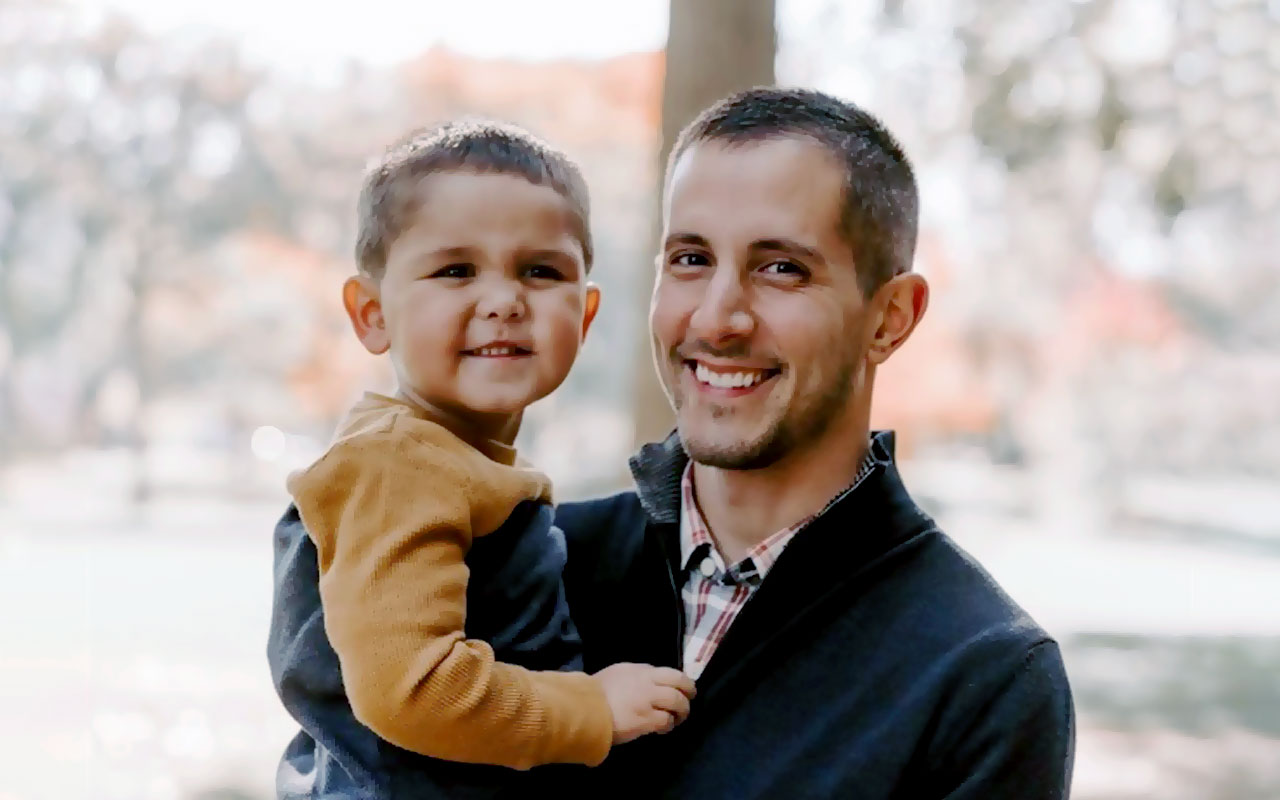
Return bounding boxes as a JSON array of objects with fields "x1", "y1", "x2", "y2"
[{"x1": 678, "y1": 450, "x2": 878, "y2": 680}]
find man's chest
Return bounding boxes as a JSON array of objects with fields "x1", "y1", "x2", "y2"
[{"x1": 607, "y1": 610, "x2": 945, "y2": 800}]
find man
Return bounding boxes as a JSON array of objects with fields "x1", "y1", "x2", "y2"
[
  {"x1": 269, "y1": 87, "x2": 1074, "y2": 799},
  {"x1": 555, "y1": 87, "x2": 1074, "y2": 798}
]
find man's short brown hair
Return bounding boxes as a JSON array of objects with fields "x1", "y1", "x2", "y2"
[
  {"x1": 356, "y1": 120, "x2": 593, "y2": 278},
  {"x1": 669, "y1": 88, "x2": 918, "y2": 297}
]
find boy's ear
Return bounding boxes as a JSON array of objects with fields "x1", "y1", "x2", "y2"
[
  {"x1": 581, "y1": 283, "x2": 601, "y2": 339},
  {"x1": 343, "y1": 274, "x2": 390, "y2": 355}
]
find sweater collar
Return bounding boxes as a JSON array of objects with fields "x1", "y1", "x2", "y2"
[
  {"x1": 628, "y1": 429, "x2": 901, "y2": 528},
  {"x1": 357, "y1": 391, "x2": 520, "y2": 466}
]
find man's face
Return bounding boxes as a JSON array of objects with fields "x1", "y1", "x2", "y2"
[{"x1": 651, "y1": 137, "x2": 873, "y2": 469}]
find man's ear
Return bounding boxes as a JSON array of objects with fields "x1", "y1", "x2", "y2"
[
  {"x1": 342, "y1": 274, "x2": 390, "y2": 354},
  {"x1": 867, "y1": 272, "x2": 929, "y2": 366},
  {"x1": 581, "y1": 282, "x2": 601, "y2": 339}
]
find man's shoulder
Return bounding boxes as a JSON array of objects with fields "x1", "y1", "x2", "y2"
[
  {"x1": 555, "y1": 490, "x2": 651, "y2": 568},
  {"x1": 555, "y1": 490, "x2": 646, "y2": 541},
  {"x1": 899, "y1": 532, "x2": 1075, "y2": 794},
  {"x1": 808, "y1": 472, "x2": 1052, "y2": 658},
  {"x1": 888, "y1": 526, "x2": 1059, "y2": 667},
  {"x1": 555, "y1": 490, "x2": 655, "y2": 587}
]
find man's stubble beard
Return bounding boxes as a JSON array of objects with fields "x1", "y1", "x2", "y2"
[{"x1": 678, "y1": 352, "x2": 858, "y2": 471}]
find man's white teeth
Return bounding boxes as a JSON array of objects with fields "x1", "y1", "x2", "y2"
[
  {"x1": 694, "y1": 363, "x2": 768, "y2": 389},
  {"x1": 476, "y1": 346, "x2": 517, "y2": 356}
]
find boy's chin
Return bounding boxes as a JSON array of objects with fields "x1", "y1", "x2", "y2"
[
  {"x1": 457, "y1": 391, "x2": 539, "y2": 419},
  {"x1": 401, "y1": 384, "x2": 529, "y2": 424}
]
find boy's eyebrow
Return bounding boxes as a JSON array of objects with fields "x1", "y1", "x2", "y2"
[
  {"x1": 391, "y1": 244, "x2": 479, "y2": 264},
  {"x1": 751, "y1": 238, "x2": 825, "y2": 265},
  {"x1": 663, "y1": 232, "x2": 711, "y2": 250},
  {"x1": 521, "y1": 247, "x2": 580, "y2": 264},
  {"x1": 419, "y1": 245, "x2": 479, "y2": 261}
]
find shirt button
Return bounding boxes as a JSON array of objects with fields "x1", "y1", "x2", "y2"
[{"x1": 699, "y1": 557, "x2": 717, "y2": 578}]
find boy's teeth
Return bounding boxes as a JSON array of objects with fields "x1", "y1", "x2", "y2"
[
  {"x1": 477, "y1": 346, "x2": 516, "y2": 356},
  {"x1": 694, "y1": 363, "x2": 767, "y2": 389}
]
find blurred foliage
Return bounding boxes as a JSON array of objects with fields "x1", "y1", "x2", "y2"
[
  {"x1": 1071, "y1": 633, "x2": 1280, "y2": 737},
  {"x1": 1068, "y1": 633, "x2": 1280, "y2": 800},
  {"x1": 0, "y1": 0, "x2": 656, "y2": 494},
  {"x1": 781, "y1": 0, "x2": 1280, "y2": 479},
  {"x1": 3, "y1": 0, "x2": 1278, "y2": 486}
]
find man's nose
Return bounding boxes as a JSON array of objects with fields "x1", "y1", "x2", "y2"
[{"x1": 688, "y1": 266, "x2": 754, "y2": 343}]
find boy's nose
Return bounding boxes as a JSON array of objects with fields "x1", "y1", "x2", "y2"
[{"x1": 476, "y1": 283, "x2": 527, "y2": 321}]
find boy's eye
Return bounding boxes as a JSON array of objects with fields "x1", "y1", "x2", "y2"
[
  {"x1": 670, "y1": 252, "x2": 710, "y2": 268},
  {"x1": 429, "y1": 263, "x2": 474, "y2": 279},
  {"x1": 524, "y1": 264, "x2": 565, "y2": 281}
]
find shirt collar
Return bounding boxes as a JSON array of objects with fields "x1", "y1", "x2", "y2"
[{"x1": 677, "y1": 446, "x2": 879, "y2": 585}]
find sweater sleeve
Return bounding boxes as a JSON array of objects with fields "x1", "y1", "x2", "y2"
[
  {"x1": 931, "y1": 640, "x2": 1075, "y2": 800},
  {"x1": 287, "y1": 428, "x2": 614, "y2": 770}
]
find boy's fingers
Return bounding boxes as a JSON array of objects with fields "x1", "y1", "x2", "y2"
[
  {"x1": 652, "y1": 668, "x2": 696, "y2": 697},
  {"x1": 650, "y1": 709, "x2": 678, "y2": 734},
  {"x1": 651, "y1": 687, "x2": 691, "y2": 721}
]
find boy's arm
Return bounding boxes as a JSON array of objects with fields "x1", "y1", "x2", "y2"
[{"x1": 288, "y1": 430, "x2": 614, "y2": 770}]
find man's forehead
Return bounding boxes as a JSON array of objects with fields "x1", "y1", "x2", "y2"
[
  {"x1": 664, "y1": 137, "x2": 845, "y2": 237},
  {"x1": 669, "y1": 136, "x2": 840, "y2": 187}
]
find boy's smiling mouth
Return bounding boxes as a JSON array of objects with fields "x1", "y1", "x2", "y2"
[{"x1": 462, "y1": 341, "x2": 533, "y2": 358}]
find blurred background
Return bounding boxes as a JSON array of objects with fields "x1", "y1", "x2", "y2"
[{"x1": 1, "y1": 0, "x2": 1278, "y2": 797}]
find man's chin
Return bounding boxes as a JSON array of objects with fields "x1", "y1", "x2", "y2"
[{"x1": 678, "y1": 423, "x2": 782, "y2": 471}]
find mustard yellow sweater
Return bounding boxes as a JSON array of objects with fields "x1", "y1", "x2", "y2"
[{"x1": 287, "y1": 392, "x2": 613, "y2": 769}]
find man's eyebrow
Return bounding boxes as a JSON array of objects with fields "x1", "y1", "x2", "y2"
[
  {"x1": 663, "y1": 233, "x2": 711, "y2": 250},
  {"x1": 751, "y1": 238, "x2": 823, "y2": 262}
]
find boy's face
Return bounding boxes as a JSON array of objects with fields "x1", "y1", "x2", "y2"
[{"x1": 349, "y1": 171, "x2": 597, "y2": 427}]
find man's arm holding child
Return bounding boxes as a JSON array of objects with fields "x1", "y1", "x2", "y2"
[{"x1": 289, "y1": 425, "x2": 693, "y2": 770}]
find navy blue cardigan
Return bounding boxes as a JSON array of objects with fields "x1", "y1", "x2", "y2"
[{"x1": 554, "y1": 431, "x2": 1075, "y2": 798}]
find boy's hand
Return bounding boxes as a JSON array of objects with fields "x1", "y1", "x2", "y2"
[{"x1": 594, "y1": 663, "x2": 697, "y2": 745}]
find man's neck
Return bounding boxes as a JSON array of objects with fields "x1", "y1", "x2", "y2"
[{"x1": 691, "y1": 420, "x2": 871, "y2": 565}]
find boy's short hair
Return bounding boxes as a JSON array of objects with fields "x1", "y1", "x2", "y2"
[
  {"x1": 356, "y1": 120, "x2": 593, "y2": 278},
  {"x1": 669, "y1": 87, "x2": 918, "y2": 297}
]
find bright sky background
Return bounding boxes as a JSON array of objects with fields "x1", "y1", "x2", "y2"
[{"x1": 68, "y1": 0, "x2": 675, "y2": 73}]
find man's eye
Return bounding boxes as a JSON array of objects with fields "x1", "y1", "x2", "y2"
[
  {"x1": 525, "y1": 264, "x2": 565, "y2": 281},
  {"x1": 760, "y1": 260, "x2": 806, "y2": 277},
  {"x1": 429, "y1": 263, "x2": 474, "y2": 279},
  {"x1": 671, "y1": 252, "x2": 710, "y2": 267}
]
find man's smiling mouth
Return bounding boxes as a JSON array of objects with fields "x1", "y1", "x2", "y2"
[{"x1": 684, "y1": 359, "x2": 781, "y2": 391}]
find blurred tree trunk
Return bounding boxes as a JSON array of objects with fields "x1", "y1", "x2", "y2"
[
  {"x1": 632, "y1": 0, "x2": 777, "y2": 449},
  {"x1": 0, "y1": 238, "x2": 13, "y2": 464},
  {"x1": 127, "y1": 249, "x2": 151, "y2": 505}
]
